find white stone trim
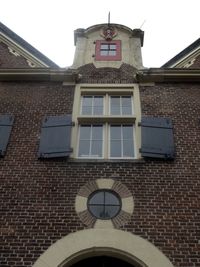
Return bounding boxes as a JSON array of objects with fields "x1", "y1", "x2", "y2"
[
  {"x1": 96, "y1": 178, "x2": 114, "y2": 189},
  {"x1": 75, "y1": 179, "x2": 134, "y2": 228},
  {"x1": 32, "y1": 229, "x2": 175, "y2": 267}
]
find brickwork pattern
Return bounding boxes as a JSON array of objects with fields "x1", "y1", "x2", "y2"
[
  {"x1": 0, "y1": 80, "x2": 200, "y2": 267},
  {"x1": 0, "y1": 42, "x2": 31, "y2": 68},
  {"x1": 189, "y1": 54, "x2": 200, "y2": 68},
  {"x1": 78, "y1": 63, "x2": 137, "y2": 83}
]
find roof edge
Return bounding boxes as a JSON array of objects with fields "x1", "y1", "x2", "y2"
[
  {"x1": 162, "y1": 37, "x2": 200, "y2": 68},
  {"x1": 0, "y1": 21, "x2": 59, "y2": 68}
]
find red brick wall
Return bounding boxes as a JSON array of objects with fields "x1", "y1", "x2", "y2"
[
  {"x1": 0, "y1": 79, "x2": 200, "y2": 267},
  {"x1": 0, "y1": 42, "x2": 31, "y2": 68},
  {"x1": 189, "y1": 54, "x2": 200, "y2": 68}
]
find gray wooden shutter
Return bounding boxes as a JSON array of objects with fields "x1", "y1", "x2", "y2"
[
  {"x1": 38, "y1": 114, "x2": 73, "y2": 158},
  {"x1": 140, "y1": 117, "x2": 175, "y2": 159},
  {"x1": 0, "y1": 115, "x2": 14, "y2": 157}
]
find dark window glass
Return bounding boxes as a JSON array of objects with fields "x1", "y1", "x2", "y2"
[
  {"x1": 71, "y1": 256, "x2": 135, "y2": 267},
  {"x1": 88, "y1": 190, "x2": 121, "y2": 219}
]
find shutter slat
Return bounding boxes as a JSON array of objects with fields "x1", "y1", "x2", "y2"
[
  {"x1": 140, "y1": 117, "x2": 175, "y2": 159},
  {"x1": 0, "y1": 115, "x2": 14, "y2": 157},
  {"x1": 38, "y1": 114, "x2": 73, "y2": 159}
]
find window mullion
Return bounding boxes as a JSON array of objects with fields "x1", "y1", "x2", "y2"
[
  {"x1": 119, "y1": 96, "x2": 121, "y2": 115},
  {"x1": 89, "y1": 125, "x2": 93, "y2": 156},
  {"x1": 92, "y1": 96, "x2": 94, "y2": 115},
  {"x1": 121, "y1": 125, "x2": 123, "y2": 157}
]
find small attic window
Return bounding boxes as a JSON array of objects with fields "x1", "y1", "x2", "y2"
[{"x1": 95, "y1": 40, "x2": 121, "y2": 61}]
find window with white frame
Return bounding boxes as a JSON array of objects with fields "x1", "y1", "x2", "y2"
[
  {"x1": 71, "y1": 85, "x2": 141, "y2": 160},
  {"x1": 81, "y1": 96, "x2": 104, "y2": 115},
  {"x1": 78, "y1": 125, "x2": 103, "y2": 158},
  {"x1": 110, "y1": 125, "x2": 134, "y2": 158},
  {"x1": 110, "y1": 96, "x2": 132, "y2": 115}
]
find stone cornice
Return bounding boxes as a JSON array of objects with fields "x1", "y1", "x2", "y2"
[
  {"x1": 0, "y1": 68, "x2": 78, "y2": 82},
  {"x1": 0, "y1": 68, "x2": 200, "y2": 83},
  {"x1": 137, "y1": 68, "x2": 200, "y2": 82}
]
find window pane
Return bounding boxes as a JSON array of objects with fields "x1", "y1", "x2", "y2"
[
  {"x1": 82, "y1": 96, "x2": 92, "y2": 106},
  {"x1": 91, "y1": 141, "x2": 102, "y2": 157},
  {"x1": 111, "y1": 96, "x2": 120, "y2": 105},
  {"x1": 81, "y1": 96, "x2": 92, "y2": 115},
  {"x1": 109, "y1": 44, "x2": 116, "y2": 50},
  {"x1": 100, "y1": 50, "x2": 108, "y2": 56},
  {"x1": 122, "y1": 106, "x2": 132, "y2": 115},
  {"x1": 123, "y1": 140, "x2": 134, "y2": 157},
  {"x1": 79, "y1": 126, "x2": 91, "y2": 139},
  {"x1": 122, "y1": 96, "x2": 132, "y2": 115},
  {"x1": 110, "y1": 106, "x2": 120, "y2": 115},
  {"x1": 110, "y1": 140, "x2": 121, "y2": 157},
  {"x1": 110, "y1": 125, "x2": 121, "y2": 139},
  {"x1": 93, "y1": 96, "x2": 103, "y2": 115},
  {"x1": 108, "y1": 50, "x2": 117, "y2": 56},
  {"x1": 122, "y1": 96, "x2": 131, "y2": 106},
  {"x1": 82, "y1": 106, "x2": 92, "y2": 115},
  {"x1": 101, "y1": 44, "x2": 108, "y2": 49},
  {"x1": 89, "y1": 205, "x2": 105, "y2": 219},
  {"x1": 92, "y1": 125, "x2": 103, "y2": 139},
  {"x1": 122, "y1": 125, "x2": 133, "y2": 139},
  {"x1": 78, "y1": 140, "x2": 90, "y2": 157},
  {"x1": 89, "y1": 191, "x2": 104, "y2": 205},
  {"x1": 94, "y1": 96, "x2": 103, "y2": 106},
  {"x1": 105, "y1": 206, "x2": 120, "y2": 218},
  {"x1": 110, "y1": 96, "x2": 120, "y2": 115},
  {"x1": 105, "y1": 192, "x2": 120, "y2": 205},
  {"x1": 93, "y1": 106, "x2": 103, "y2": 115}
]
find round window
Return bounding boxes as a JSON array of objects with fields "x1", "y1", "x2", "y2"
[{"x1": 88, "y1": 190, "x2": 121, "y2": 220}]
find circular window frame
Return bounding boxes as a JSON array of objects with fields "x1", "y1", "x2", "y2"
[
  {"x1": 75, "y1": 179, "x2": 134, "y2": 228},
  {"x1": 87, "y1": 189, "x2": 122, "y2": 220}
]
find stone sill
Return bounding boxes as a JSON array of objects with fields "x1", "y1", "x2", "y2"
[{"x1": 68, "y1": 158, "x2": 145, "y2": 164}]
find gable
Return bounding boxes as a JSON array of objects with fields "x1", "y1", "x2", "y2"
[
  {"x1": 162, "y1": 38, "x2": 200, "y2": 68},
  {"x1": 0, "y1": 22, "x2": 59, "y2": 68},
  {"x1": 0, "y1": 40, "x2": 33, "y2": 68}
]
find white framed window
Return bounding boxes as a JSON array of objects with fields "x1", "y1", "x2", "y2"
[
  {"x1": 100, "y1": 43, "x2": 117, "y2": 56},
  {"x1": 109, "y1": 124, "x2": 135, "y2": 158},
  {"x1": 71, "y1": 84, "x2": 141, "y2": 160},
  {"x1": 109, "y1": 96, "x2": 133, "y2": 115},
  {"x1": 81, "y1": 96, "x2": 104, "y2": 115},
  {"x1": 78, "y1": 125, "x2": 103, "y2": 158}
]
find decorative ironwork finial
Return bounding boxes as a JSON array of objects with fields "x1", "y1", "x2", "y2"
[{"x1": 108, "y1": 11, "x2": 110, "y2": 25}]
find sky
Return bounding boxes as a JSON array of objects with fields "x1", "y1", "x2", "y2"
[{"x1": 0, "y1": 0, "x2": 199, "y2": 68}]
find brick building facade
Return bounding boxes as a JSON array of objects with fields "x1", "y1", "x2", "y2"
[{"x1": 0, "y1": 22, "x2": 200, "y2": 267}]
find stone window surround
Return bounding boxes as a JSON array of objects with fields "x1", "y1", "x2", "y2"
[
  {"x1": 71, "y1": 84, "x2": 142, "y2": 160},
  {"x1": 95, "y1": 40, "x2": 122, "y2": 61},
  {"x1": 75, "y1": 178, "x2": 134, "y2": 228}
]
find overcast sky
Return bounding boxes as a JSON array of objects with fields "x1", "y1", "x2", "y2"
[{"x1": 0, "y1": 0, "x2": 199, "y2": 68}]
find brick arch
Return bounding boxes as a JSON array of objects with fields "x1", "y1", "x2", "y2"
[{"x1": 33, "y1": 229, "x2": 174, "y2": 267}]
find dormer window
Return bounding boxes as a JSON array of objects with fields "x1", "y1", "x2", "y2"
[{"x1": 95, "y1": 40, "x2": 121, "y2": 61}]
